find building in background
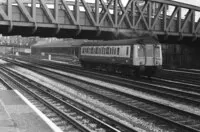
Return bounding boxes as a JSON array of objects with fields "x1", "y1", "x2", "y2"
[{"x1": 0, "y1": 35, "x2": 64, "y2": 55}]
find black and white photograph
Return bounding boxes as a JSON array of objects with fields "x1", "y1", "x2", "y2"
[{"x1": 0, "y1": 0, "x2": 200, "y2": 132}]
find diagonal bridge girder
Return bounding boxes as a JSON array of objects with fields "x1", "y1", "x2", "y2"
[{"x1": 0, "y1": 0, "x2": 199, "y2": 41}]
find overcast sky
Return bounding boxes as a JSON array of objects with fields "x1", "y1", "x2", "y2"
[
  {"x1": 172, "y1": 0, "x2": 200, "y2": 6},
  {"x1": 170, "y1": 0, "x2": 200, "y2": 21},
  {"x1": 119, "y1": 0, "x2": 200, "y2": 7}
]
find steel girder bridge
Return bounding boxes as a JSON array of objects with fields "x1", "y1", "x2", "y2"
[{"x1": 0, "y1": 0, "x2": 200, "y2": 43}]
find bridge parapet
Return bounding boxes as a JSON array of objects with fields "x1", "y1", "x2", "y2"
[{"x1": 0, "y1": 0, "x2": 199, "y2": 42}]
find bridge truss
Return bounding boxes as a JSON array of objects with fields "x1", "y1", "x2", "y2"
[{"x1": 0, "y1": 0, "x2": 200, "y2": 42}]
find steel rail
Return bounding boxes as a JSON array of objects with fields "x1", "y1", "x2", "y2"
[
  {"x1": 0, "y1": 69, "x2": 92, "y2": 132},
  {"x1": 11, "y1": 57, "x2": 200, "y2": 106},
  {"x1": 0, "y1": 67, "x2": 134, "y2": 132},
  {"x1": 4, "y1": 58, "x2": 200, "y2": 132}
]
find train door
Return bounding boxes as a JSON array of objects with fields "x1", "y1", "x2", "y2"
[
  {"x1": 145, "y1": 45, "x2": 154, "y2": 66},
  {"x1": 134, "y1": 44, "x2": 145, "y2": 66}
]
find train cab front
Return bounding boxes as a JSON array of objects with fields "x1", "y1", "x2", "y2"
[{"x1": 134, "y1": 43, "x2": 162, "y2": 77}]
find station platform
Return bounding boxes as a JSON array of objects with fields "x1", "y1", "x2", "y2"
[{"x1": 0, "y1": 89, "x2": 62, "y2": 132}]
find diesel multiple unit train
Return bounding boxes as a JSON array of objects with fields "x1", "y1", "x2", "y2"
[
  {"x1": 79, "y1": 36, "x2": 162, "y2": 77},
  {"x1": 32, "y1": 36, "x2": 162, "y2": 77}
]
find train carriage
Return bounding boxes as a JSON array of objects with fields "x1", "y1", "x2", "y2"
[
  {"x1": 79, "y1": 36, "x2": 162, "y2": 77},
  {"x1": 31, "y1": 36, "x2": 162, "y2": 77}
]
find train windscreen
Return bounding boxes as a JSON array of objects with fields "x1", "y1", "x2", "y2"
[{"x1": 146, "y1": 45, "x2": 153, "y2": 57}]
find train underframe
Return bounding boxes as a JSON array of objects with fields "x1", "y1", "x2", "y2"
[{"x1": 80, "y1": 61, "x2": 159, "y2": 77}]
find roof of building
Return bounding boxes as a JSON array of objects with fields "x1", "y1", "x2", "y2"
[{"x1": 31, "y1": 39, "x2": 88, "y2": 48}]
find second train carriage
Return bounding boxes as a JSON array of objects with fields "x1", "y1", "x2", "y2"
[{"x1": 79, "y1": 36, "x2": 162, "y2": 77}]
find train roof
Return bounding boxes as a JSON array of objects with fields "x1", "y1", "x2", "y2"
[
  {"x1": 82, "y1": 36, "x2": 159, "y2": 46},
  {"x1": 31, "y1": 39, "x2": 87, "y2": 48}
]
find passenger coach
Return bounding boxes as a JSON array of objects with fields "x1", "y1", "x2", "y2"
[{"x1": 79, "y1": 36, "x2": 162, "y2": 77}]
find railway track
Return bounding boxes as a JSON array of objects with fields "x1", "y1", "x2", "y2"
[
  {"x1": 10, "y1": 55, "x2": 200, "y2": 85},
  {"x1": 0, "y1": 67, "x2": 129, "y2": 132},
  {"x1": 10, "y1": 57, "x2": 200, "y2": 107},
  {"x1": 3, "y1": 58, "x2": 200, "y2": 132},
  {"x1": 168, "y1": 68, "x2": 200, "y2": 74},
  {"x1": 0, "y1": 75, "x2": 12, "y2": 90},
  {"x1": 155, "y1": 69, "x2": 200, "y2": 85}
]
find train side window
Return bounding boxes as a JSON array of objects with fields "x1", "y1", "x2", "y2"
[
  {"x1": 106, "y1": 47, "x2": 109, "y2": 54},
  {"x1": 109, "y1": 47, "x2": 112, "y2": 54},
  {"x1": 95, "y1": 47, "x2": 97, "y2": 54},
  {"x1": 98, "y1": 47, "x2": 101, "y2": 54},
  {"x1": 126, "y1": 47, "x2": 129, "y2": 56},
  {"x1": 95, "y1": 48, "x2": 97, "y2": 54},
  {"x1": 95, "y1": 47, "x2": 98, "y2": 54},
  {"x1": 117, "y1": 48, "x2": 120, "y2": 55},
  {"x1": 88, "y1": 48, "x2": 90, "y2": 54},
  {"x1": 93, "y1": 47, "x2": 95, "y2": 54},
  {"x1": 112, "y1": 47, "x2": 114, "y2": 54},
  {"x1": 114, "y1": 48, "x2": 116, "y2": 55},
  {"x1": 91, "y1": 47, "x2": 94, "y2": 54},
  {"x1": 90, "y1": 47, "x2": 92, "y2": 54},
  {"x1": 99, "y1": 47, "x2": 101, "y2": 54},
  {"x1": 82, "y1": 48, "x2": 84, "y2": 54}
]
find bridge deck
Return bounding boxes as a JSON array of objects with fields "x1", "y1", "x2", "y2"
[{"x1": 0, "y1": 0, "x2": 199, "y2": 43}]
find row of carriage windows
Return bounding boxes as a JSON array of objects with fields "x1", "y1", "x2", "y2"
[
  {"x1": 82, "y1": 47, "x2": 129, "y2": 56},
  {"x1": 82, "y1": 47, "x2": 120, "y2": 55}
]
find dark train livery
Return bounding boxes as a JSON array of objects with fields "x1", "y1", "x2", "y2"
[{"x1": 79, "y1": 36, "x2": 162, "y2": 77}]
